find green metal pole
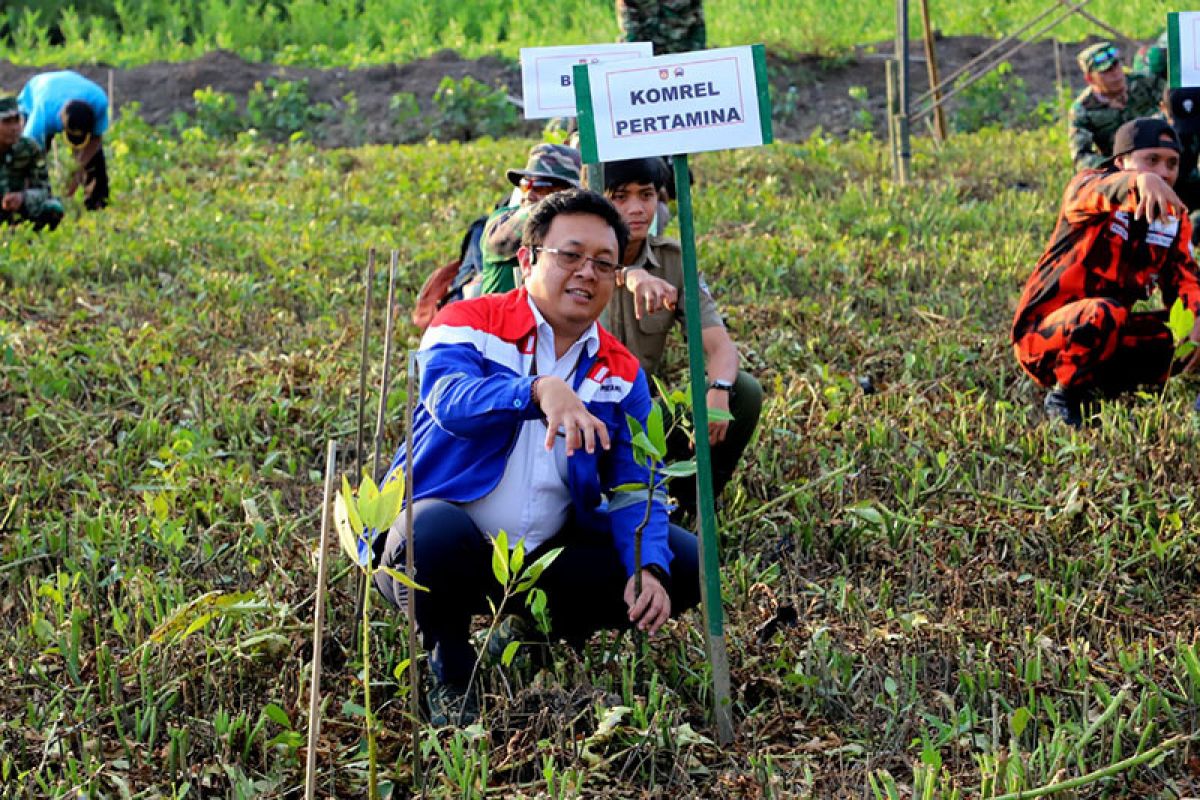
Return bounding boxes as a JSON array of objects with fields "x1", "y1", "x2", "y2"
[{"x1": 672, "y1": 153, "x2": 734, "y2": 745}]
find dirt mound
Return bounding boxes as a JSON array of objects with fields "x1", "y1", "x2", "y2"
[{"x1": 0, "y1": 36, "x2": 1103, "y2": 147}]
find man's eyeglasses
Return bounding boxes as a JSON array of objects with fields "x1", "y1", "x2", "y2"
[{"x1": 534, "y1": 246, "x2": 619, "y2": 276}]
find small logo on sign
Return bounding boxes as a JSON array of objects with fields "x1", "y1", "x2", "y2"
[
  {"x1": 659, "y1": 68, "x2": 669, "y2": 80},
  {"x1": 674, "y1": 67, "x2": 685, "y2": 77},
  {"x1": 1186, "y1": 98, "x2": 1195, "y2": 113}
]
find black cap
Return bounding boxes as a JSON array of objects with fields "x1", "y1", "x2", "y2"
[
  {"x1": 1168, "y1": 87, "x2": 1200, "y2": 137},
  {"x1": 1104, "y1": 117, "x2": 1181, "y2": 167}
]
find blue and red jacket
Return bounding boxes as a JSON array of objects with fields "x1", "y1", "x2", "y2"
[{"x1": 385, "y1": 289, "x2": 673, "y2": 577}]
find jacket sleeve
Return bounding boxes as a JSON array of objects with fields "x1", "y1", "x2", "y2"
[
  {"x1": 601, "y1": 370, "x2": 672, "y2": 577},
  {"x1": 1161, "y1": 216, "x2": 1200, "y2": 317},
  {"x1": 417, "y1": 318, "x2": 542, "y2": 438},
  {"x1": 1062, "y1": 169, "x2": 1137, "y2": 224},
  {"x1": 12, "y1": 139, "x2": 52, "y2": 214}
]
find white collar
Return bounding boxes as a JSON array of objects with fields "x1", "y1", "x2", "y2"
[{"x1": 526, "y1": 293, "x2": 600, "y2": 358}]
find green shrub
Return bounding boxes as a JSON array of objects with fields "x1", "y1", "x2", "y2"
[
  {"x1": 951, "y1": 61, "x2": 1035, "y2": 134},
  {"x1": 245, "y1": 77, "x2": 332, "y2": 141},
  {"x1": 192, "y1": 86, "x2": 242, "y2": 139},
  {"x1": 430, "y1": 75, "x2": 518, "y2": 141}
]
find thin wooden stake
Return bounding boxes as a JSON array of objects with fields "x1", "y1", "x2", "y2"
[
  {"x1": 355, "y1": 250, "x2": 376, "y2": 481},
  {"x1": 403, "y1": 350, "x2": 422, "y2": 786},
  {"x1": 304, "y1": 440, "x2": 338, "y2": 800},
  {"x1": 918, "y1": 0, "x2": 948, "y2": 141},
  {"x1": 354, "y1": 250, "x2": 399, "y2": 648}
]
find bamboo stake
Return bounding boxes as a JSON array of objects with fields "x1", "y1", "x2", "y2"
[
  {"x1": 403, "y1": 350, "x2": 422, "y2": 787},
  {"x1": 355, "y1": 250, "x2": 376, "y2": 481},
  {"x1": 304, "y1": 440, "x2": 338, "y2": 800},
  {"x1": 918, "y1": 0, "x2": 948, "y2": 141},
  {"x1": 354, "y1": 250, "x2": 398, "y2": 649}
]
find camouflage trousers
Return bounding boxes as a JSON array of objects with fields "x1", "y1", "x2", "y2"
[
  {"x1": 1014, "y1": 299, "x2": 1174, "y2": 394},
  {"x1": 0, "y1": 200, "x2": 63, "y2": 231},
  {"x1": 616, "y1": 0, "x2": 706, "y2": 54}
]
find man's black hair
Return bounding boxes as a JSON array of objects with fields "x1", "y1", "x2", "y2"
[
  {"x1": 603, "y1": 157, "x2": 668, "y2": 194},
  {"x1": 522, "y1": 188, "x2": 629, "y2": 259},
  {"x1": 62, "y1": 101, "x2": 95, "y2": 144}
]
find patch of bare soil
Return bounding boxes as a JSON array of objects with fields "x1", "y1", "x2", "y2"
[{"x1": 0, "y1": 36, "x2": 1113, "y2": 147}]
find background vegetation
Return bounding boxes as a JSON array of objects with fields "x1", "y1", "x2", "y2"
[
  {"x1": 4, "y1": 97, "x2": 1200, "y2": 796},
  {"x1": 0, "y1": 0, "x2": 1177, "y2": 66}
]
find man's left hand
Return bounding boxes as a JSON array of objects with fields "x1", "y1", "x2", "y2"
[
  {"x1": 624, "y1": 570, "x2": 671, "y2": 635},
  {"x1": 1, "y1": 191, "x2": 23, "y2": 212},
  {"x1": 623, "y1": 268, "x2": 678, "y2": 319},
  {"x1": 706, "y1": 388, "x2": 731, "y2": 445}
]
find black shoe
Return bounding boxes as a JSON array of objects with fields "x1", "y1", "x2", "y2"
[
  {"x1": 1044, "y1": 386, "x2": 1082, "y2": 428},
  {"x1": 426, "y1": 678, "x2": 479, "y2": 727}
]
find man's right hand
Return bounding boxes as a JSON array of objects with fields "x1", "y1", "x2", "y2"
[
  {"x1": 1, "y1": 191, "x2": 23, "y2": 212},
  {"x1": 533, "y1": 376, "x2": 611, "y2": 456},
  {"x1": 1134, "y1": 173, "x2": 1184, "y2": 224},
  {"x1": 623, "y1": 268, "x2": 678, "y2": 319}
]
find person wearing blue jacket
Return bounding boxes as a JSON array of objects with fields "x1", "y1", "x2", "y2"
[
  {"x1": 18, "y1": 71, "x2": 110, "y2": 210},
  {"x1": 374, "y1": 189, "x2": 700, "y2": 726}
]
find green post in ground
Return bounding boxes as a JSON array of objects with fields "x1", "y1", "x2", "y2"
[{"x1": 672, "y1": 152, "x2": 734, "y2": 745}]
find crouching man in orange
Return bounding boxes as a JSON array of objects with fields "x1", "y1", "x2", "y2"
[{"x1": 1012, "y1": 118, "x2": 1200, "y2": 427}]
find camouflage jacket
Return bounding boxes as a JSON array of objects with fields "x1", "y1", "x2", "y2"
[
  {"x1": 0, "y1": 137, "x2": 54, "y2": 216},
  {"x1": 1069, "y1": 72, "x2": 1166, "y2": 171},
  {"x1": 479, "y1": 204, "x2": 530, "y2": 294},
  {"x1": 617, "y1": 0, "x2": 706, "y2": 55}
]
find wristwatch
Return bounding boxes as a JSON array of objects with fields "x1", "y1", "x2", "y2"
[{"x1": 708, "y1": 379, "x2": 735, "y2": 393}]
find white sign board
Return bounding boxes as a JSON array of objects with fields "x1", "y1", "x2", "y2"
[
  {"x1": 573, "y1": 44, "x2": 772, "y2": 163},
  {"x1": 1170, "y1": 12, "x2": 1200, "y2": 88},
  {"x1": 519, "y1": 43, "x2": 654, "y2": 120}
]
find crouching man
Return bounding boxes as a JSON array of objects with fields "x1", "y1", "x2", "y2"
[
  {"x1": 374, "y1": 190, "x2": 700, "y2": 725},
  {"x1": 0, "y1": 95, "x2": 63, "y2": 231},
  {"x1": 1013, "y1": 118, "x2": 1200, "y2": 426}
]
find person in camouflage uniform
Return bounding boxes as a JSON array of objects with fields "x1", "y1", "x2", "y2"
[
  {"x1": 1160, "y1": 86, "x2": 1200, "y2": 242},
  {"x1": 1070, "y1": 42, "x2": 1165, "y2": 171},
  {"x1": 616, "y1": 0, "x2": 706, "y2": 55},
  {"x1": 479, "y1": 144, "x2": 582, "y2": 294},
  {"x1": 0, "y1": 96, "x2": 63, "y2": 231}
]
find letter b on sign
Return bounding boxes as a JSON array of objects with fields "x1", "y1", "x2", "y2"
[{"x1": 560, "y1": 75, "x2": 572, "y2": 87}]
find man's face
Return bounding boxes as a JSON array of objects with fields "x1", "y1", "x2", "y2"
[
  {"x1": 520, "y1": 213, "x2": 619, "y2": 338},
  {"x1": 1087, "y1": 62, "x2": 1127, "y2": 98},
  {"x1": 520, "y1": 176, "x2": 571, "y2": 205},
  {"x1": 0, "y1": 116, "x2": 21, "y2": 150},
  {"x1": 607, "y1": 181, "x2": 659, "y2": 247},
  {"x1": 1118, "y1": 144, "x2": 1180, "y2": 186}
]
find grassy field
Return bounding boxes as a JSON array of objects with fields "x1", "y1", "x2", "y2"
[
  {"x1": 4, "y1": 109, "x2": 1200, "y2": 798},
  {"x1": 0, "y1": 0, "x2": 1177, "y2": 67}
]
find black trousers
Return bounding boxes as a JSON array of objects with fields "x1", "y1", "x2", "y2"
[
  {"x1": 0, "y1": 206, "x2": 63, "y2": 231},
  {"x1": 374, "y1": 499, "x2": 701, "y2": 687},
  {"x1": 81, "y1": 145, "x2": 109, "y2": 210}
]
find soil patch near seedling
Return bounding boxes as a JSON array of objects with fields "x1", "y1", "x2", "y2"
[{"x1": 0, "y1": 35, "x2": 1114, "y2": 147}]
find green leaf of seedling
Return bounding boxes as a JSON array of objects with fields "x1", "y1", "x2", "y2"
[
  {"x1": 1177, "y1": 340, "x2": 1196, "y2": 361},
  {"x1": 379, "y1": 566, "x2": 429, "y2": 593},
  {"x1": 501, "y1": 640, "x2": 521, "y2": 667},
  {"x1": 262, "y1": 703, "x2": 291, "y2": 729},
  {"x1": 653, "y1": 376, "x2": 676, "y2": 415},
  {"x1": 707, "y1": 406, "x2": 734, "y2": 423},
  {"x1": 510, "y1": 537, "x2": 525, "y2": 577},
  {"x1": 182, "y1": 612, "x2": 215, "y2": 639},
  {"x1": 356, "y1": 474, "x2": 380, "y2": 531},
  {"x1": 660, "y1": 459, "x2": 697, "y2": 478},
  {"x1": 631, "y1": 431, "x2": 661, "y2": 460},
  {"x1": 611, "y1": 482, "x2": 648, "y2": 492},
  {"x1": 364, "y1": 476, "x2": 403, "y2": 532},
  {"x1": 516, "y1": 547, "x2": 563, "y2": 592},
  {"x1": 334, "y1": 492, "x2": 363, "y2": 568},
  {"x1": 492, "y1": 529, "x2": 510, "y2": 586},
  {"x1": 341, "y1": 476, "x2": 363, "y2": 532},
  {"x1": 392, "y1": 658, "x2": 411, "y2": 681},
  {"x1": 647, "y1": 403, "x2": 666, "y2": 456},
  {"x1": 1168, "y1": 298, "x2": 1196, "y2": 344}
]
